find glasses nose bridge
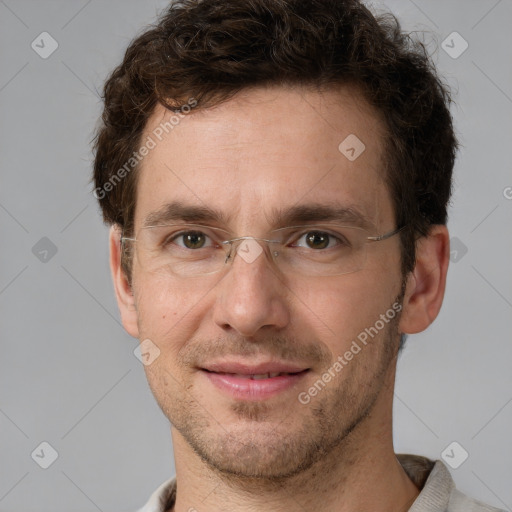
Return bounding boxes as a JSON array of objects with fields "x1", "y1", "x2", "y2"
[{"x1": 223, "y1": 235, "x2": 281, "y2": 264}]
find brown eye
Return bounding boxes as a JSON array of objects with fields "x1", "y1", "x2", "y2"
[
  {"x1": 290, "y1": 229, "x2": 349, "y2": 251},
  {"x1": 181, "y1": 231, "x2": 207, "y2": 249},
  {"x1": 305, "y1": 231, "x2": 330, "y2": 250},
  {"x1": 163, "y1": 230, "x2": 212, "y2": 250}
]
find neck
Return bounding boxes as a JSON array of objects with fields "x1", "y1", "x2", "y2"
[{"x1": 171, "y1": 371, "x2": 419, "y2": 512}]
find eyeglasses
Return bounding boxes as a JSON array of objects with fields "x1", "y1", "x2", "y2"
[{"x1": 121, "y1": 223, "x2": 404, "y2": 278}]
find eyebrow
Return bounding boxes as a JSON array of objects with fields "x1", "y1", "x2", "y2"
[
  {"x1": 268, "y1": 204, "x2": 374, "y2": 230},
  {"x1": 143, "y1": 201, "x2": 230, "y2": 227},
  {"x1": 143, "y1": 201, "x2": 374, "y2": 230}
]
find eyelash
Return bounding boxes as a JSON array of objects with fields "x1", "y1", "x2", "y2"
[
  {"x1": 165, "y1": 229, "x2": 347, "y2": 250},
  {"x1": 291, "y1": 231, "x2": 346, "y2": 249}
]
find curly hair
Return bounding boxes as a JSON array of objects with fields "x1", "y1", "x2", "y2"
[{"x1": 92, "y1": 0, "x2": 457, "y2": 279}]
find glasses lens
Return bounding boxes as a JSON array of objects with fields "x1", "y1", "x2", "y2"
[
  {"x1": 271, "y1": 225, "x2": 368, "y2": 276},
  {"x1": 129, "y1": 224, "x2": 371, "y2": 278},
  {"x1": 134, "y1": 224, "x2": 230, "y2": 277}
]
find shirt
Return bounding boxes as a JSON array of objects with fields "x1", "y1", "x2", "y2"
[{"x1": 136, "y1": 454, "x2": 506, "y2": 512}]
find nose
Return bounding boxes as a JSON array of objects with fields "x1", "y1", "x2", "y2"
[{"x1": 211, "y1": 238, "x2": 290, "y2": 337}]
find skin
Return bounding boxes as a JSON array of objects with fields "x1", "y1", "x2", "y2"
[{"x1": 109, "y1": 84, "x2": 449, "y2": 512}]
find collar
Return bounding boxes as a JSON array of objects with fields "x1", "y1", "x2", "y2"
[{"x1": 139, "y1": 454, "x2": 453, "y2": 512}]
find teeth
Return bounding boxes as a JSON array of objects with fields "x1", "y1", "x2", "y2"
[
  {"x1": 250, "y1": 372, "x2": 286, "y2": 379},
  {"x1": 213, "y1": 371, "x2": 298, "y2": 379},
  {"x1": 224, "y1": 372, "x2": 288, "y2": 379}
]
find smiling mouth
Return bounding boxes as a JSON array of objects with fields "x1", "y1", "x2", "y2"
[
  {"x1": 200, "y1": 368, "x2": 311, "y2": 400},
  {"x1": 202, "y1": 369, "x2": 309, "y2": 380}
]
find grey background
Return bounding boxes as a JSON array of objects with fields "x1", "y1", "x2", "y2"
[{"x1": 0, "y1": 0, "x2": 511, "y2": 510}]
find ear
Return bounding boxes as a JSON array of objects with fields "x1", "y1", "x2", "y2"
[
  {"x1": 399, "y1": 225, "x2": 450, "y2": 334},
  {"x1": 109, "y1": 225, "x2": 140, "y2": 338}
]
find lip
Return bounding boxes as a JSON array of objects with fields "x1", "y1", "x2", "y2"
[
  {"x1": 201, "y1": 361, "x2": 309, "y2": 375},
  {"x1": 199, "y1": 360, "x2": 310, "y2": 401}
]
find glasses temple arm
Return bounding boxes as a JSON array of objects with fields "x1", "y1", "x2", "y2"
[{"x1": 367, "y1": 225, "x2": 405, "y2": 242}]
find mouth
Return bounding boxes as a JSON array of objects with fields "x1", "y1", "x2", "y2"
[
  {"x1": 199, "y1": 362, "x2": 310, "y2": 400},
  {"x1": 202, "y1": 370, "x2": 307, "y2": 380}
]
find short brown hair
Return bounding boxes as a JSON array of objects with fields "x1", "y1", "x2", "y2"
[{"x1": 92, "y1": 0, "x2": 457, "y2": 278}]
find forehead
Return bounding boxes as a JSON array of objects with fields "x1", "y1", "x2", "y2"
[{"x1": 134, "y1": 85, "x2": 393, "y2": 232}]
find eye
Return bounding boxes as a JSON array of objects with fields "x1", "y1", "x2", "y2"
[
  {"x1": 292, "y1": 230, "x2": 347, "y2": 250},
  {"x1": 167, "y1": 230, "x2": 214, "y2": 250}
]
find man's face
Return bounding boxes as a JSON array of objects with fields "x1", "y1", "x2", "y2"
[{"x1": 128, "y1": 85, "x2": 405, "y2": 479}]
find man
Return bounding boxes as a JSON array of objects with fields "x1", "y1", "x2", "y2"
[{"x1": 92, "y1": 1, "x2": 503, "y2": 511}]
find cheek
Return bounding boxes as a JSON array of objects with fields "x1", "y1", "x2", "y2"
[
  {"x1": 294, "y1": 270, "x2": 399, "y2": 349},
  {"x1": 132, "y1": 273, "x2": 206, "y2": 347}
]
